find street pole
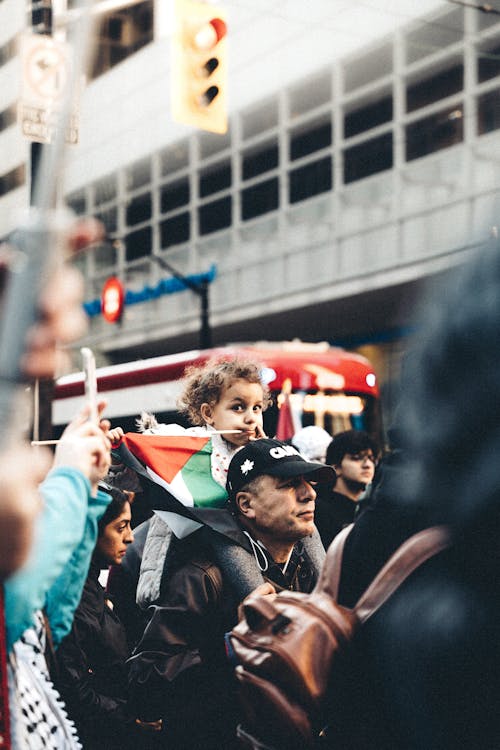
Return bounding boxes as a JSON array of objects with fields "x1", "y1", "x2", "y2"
[
  {"x1": 150, "y1": 254, "x2": 212, "y2": 349},
  {"x1": 30, "y1": 0, "x2": 54, "y2": 441}
]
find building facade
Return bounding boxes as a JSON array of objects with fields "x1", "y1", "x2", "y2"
[{"x1": 1, "y1": 1, "x2": 500, "y2": 418}]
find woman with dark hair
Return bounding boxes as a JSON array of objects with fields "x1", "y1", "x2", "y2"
[{"x1": 56, "y1": 486, "x2": 160, "y2": 749}]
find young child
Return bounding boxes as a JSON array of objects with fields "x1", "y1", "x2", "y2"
[{"x1": 137, "y1": 356, "x2": 271, "y2": 492}]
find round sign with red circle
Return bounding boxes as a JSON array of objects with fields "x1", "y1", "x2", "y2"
[{"x1": 101, "y1": 276, "x2": 125, "y2": 323}]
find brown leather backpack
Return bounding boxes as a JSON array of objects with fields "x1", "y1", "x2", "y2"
[{"x1": 227, "y1": 524, "x2": 450, "y2": 750}]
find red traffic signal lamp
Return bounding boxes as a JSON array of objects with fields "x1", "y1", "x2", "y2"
[
  {"x1": 171, "y1": 0, "x2": 228, "y2": 134},
  {"x1": 101, "y1": 276, "x2": 125, "y2": 323}
]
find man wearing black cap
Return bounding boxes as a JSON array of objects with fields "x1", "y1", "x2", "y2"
[{"x1": 128, "y1": 439, "x2": 334, "y2": 750}]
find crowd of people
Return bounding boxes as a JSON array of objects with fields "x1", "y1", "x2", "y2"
[{"x1": 1, "y1": 214, "x2": 499, "y2": 750}]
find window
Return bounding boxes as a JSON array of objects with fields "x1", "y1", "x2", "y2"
[
  {"x1": 66, "y1": 189, "x2": 86, "y2": 215},
  {"x1": 94, "y1": 174, "x2": 117, "y2": 206},
  {"x1": 478, "y1": 89, "x2": 500, "y2": 135},
  {"x1": 0, "y1": 164, "x2": 25, "y2": 197},
  {"x1": 345, "y1": 97, "x2": 392, "y2": 138},
  {"x1": 242, "y1": 142, "x2": 278, "y2": 180},
  {"x1": 243, "y1": 98, "x2": 279, "y2": 140},
  {"x1": 405, "y1": 8, "x2": 463, "y2": 65},
  {"x1": 89, "y1": 0, "x2": 154, "y2": 80},
  {"x1": 344, "y1": 133, "x2": 393, "y2": 183},
  {"x1": 406, "y1": 64, "x2": 463, "y2": 113},
  {"x1": 161, "y1": 179, "x2": 190, "y2": 213},
  {"x1": 161, "y1": 140, "x2": 189, "y2": 176},
  {"x1": 406, "y1": 107, "x2": 463, "y2": 162},
  {"x1": 126, "y1": 192, "x2": 152, "y2": 226},
  {"x1": 289, "y1": 71, "x2": 331, "y2": 118},
  {"x1": 199, "y1": 196, "x2": 232, "y2": 234},
  {"x1": 0, "y1": 104, "x2": 16, "y2": 133},
  {"x1": 91, "y1": 240, "x2": 117, "y2": 270},
  {"x1": 343, "y1": 43, "x2": 392, "y2": 93},
  {"x1": 289, "y1": 157, "x2": 332, "y2": 204},
  {"x1": 241, "y1": 179, "x2": 278, "y2": 220},
  {"x1": 478, "y1": 42, "x2": 500, "y2": 83},
  {"x1": 290, "y1": 120, "x2": 332, "y2": 161},
  {"x1": 126, "y1": 157, "x2": 151, "y2": 192},
  {"x1": 160, "y1": 213, "x2": 190, "y2": 248},
  {"x1": 199, "y1": 162, "x2": 231, "y2": 198},
  {"x1": 95, "y1": 206, "x2": 118, "y2": 234},
  {"x1": 125, "y1": 226, "x2": 151, "y2": 261}
]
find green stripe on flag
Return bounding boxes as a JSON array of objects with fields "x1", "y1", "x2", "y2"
[{"x1": 182, "y1": 440, "x2": 228, "y2": 508}]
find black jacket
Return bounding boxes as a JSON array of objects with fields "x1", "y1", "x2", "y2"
[
  {"x1": 127, "y1": 530, "x2": 316, "y2": 750},
  {"x1": 314, "y1": 489, "x2": 358, "y2": 551},
  {"x1": 56, "y1": 559, "x2": 137, "y2": 748}
]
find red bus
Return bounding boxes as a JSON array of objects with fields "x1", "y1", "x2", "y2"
[{"x1": 52, "y1": 341, "x2": 381, "y2": 439}]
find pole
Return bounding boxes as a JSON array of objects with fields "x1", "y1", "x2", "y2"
[
  {"x1": 30, "y1": 1, "x2": 54, "y2": 441},
  {"x1": 150, "y1": 254, "x2": 212, "y2": 350}
]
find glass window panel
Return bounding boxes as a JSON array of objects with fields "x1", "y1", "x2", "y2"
[
  {"x1": 242, "y1": 98, "x2": 279, "y2": 140},
  {"x1": 289, "y1": 70, "x2": 331, "y2": 118},
  {"x1": 345, "y1": 97, "x2": 393, "y2": 138},
  {"x1": 160, "y1": 213, "x2": 190, "y2": 248},
  {"x1": 93, "y1": 174, "x2": 117, "y2": 206},
  {"x1": 0, "y1": 104, "x2": 16, "y2": 132},
  {"x1": 242, "y1": 143, "x2": 278, "y2": 181},
  {"x1": 241, "y1": 178, "x2": 278, "y2": 221},
  {"x1": 406, "y1": 107, "x2": 463, "y2": 162},
  {"x1": 289, "y1": 157, "x2": 332, "y2": 204},
  {"x1": 344, "y1": 133, "x2": 393, "y2": 184},
  {"x1": 160, "y1": 140, "x2": 189, "y2": 176},
  {"x1": 478, "y1": 89, "x2": 500, "y2": 135},
  {"x1": 125, "y1": 226, "x2": 151, "y2": 261},
  {"x1": 405, "y1": 8, "x2": 463, "y2": 65},
  {"x1": 199, "y1": 129, "x2": 231, "y2": 159},
  {"x1": 290, "y1": 120, "x2": 332, "y2": 161},
  {"x1": 343, "y1": 43, "x2": 392, "y2": 93},
  {"x1": 126, "y1": 192, "x2": 152, "y2": 225},
  {"x1": 478, "y1": 42, "x2": 500, "y2": 83},
  {"x1": 94, "y1": 206, "x2": 118, "y2": 234},
  {"x1": 0, "y1": 164, "x2": 26, "y2": 197},
  {"x1": 66, "y1": 189, "x2": 86, "y2": 215},
  {"x1": 91, "y1": 240, "x2": 117, "y2": 270},
  {"x1": 126, "y1": 156, "x2": 151, "y2": 191},
  {"x1": 406, "y1": 64, "x2": 463, "y2": 113},
  {"x1": 161, "y1": 179, "x2": 190, "y2": 213},
  {"x1": 199, "y1": 162, "x2": 231, "y2": 198},
  {"x1": 198, "y1": 196, "x2": 232, "y2": 234}
]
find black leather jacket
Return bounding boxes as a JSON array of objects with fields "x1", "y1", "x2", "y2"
[{"x1": 127, "y1": 530, "x2": 316, "y2": 750}]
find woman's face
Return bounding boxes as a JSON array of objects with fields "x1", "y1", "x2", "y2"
[{"x1": 97, "y1": 501, "x2": 133, "y2": 565}]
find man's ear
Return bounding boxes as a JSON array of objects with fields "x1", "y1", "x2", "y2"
[
  {"x1": 200, "y1": 402, "x2": 214, "y2": 425},
  {"x1": 235, "y1": 491, "x2": 256, "y2": 519}
]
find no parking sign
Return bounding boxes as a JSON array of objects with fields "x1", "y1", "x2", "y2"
[{"x1": 19, "y1": 33, "x2": 79, "y2": 144}]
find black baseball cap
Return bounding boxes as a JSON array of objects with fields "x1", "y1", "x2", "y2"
[{"x1": 226, "y1": 438, "x2": 336, "y2": 498}]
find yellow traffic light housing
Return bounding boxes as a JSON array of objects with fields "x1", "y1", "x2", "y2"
[{"x1": 171, "y1": 0, "x2": 228, "y2": 134}]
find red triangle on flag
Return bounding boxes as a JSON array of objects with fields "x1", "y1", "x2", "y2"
[
  {"x1": 275, "y1": 391, "x2": 296, "y2": 441},
  {"x1": 121, "y1": 433, "x2": 210, "y2": 483}
]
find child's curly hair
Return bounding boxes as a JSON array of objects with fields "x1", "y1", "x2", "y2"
[{"x1": 177, "y1": 356, "x2": 272, "y2": 426}]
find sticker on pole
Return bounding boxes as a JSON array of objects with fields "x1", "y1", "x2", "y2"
[{"x1": 18, "y1": 33, "x2": 79, "y2": 145}]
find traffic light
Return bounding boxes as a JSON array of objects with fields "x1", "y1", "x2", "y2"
[
  {"x1": 101, "y1": 276, "x2": 125, "y2": 323},
  {"x1": 171, "y1": 0, "x2": 228, "y2": 134}
]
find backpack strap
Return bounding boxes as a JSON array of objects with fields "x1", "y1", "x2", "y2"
[
  {"x1": 355, "y1": 526, "x2": 450, "y2": 624},
  {"x1": 312, "y1": 524, "x2": 354, "y2": 601}
]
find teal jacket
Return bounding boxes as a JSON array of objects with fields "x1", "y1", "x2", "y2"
[{"x1": 4, "y1": 466, "x2": 110, "y2": 651}]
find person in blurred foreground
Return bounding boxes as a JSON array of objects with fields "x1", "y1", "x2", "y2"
[{"x1": 322, "y1": 238, "x2": 500, "y2": 750}]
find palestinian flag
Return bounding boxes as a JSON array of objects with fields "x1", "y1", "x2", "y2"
[{"x1": 116, "y1": 433, "x2": 228, "y2": 509}]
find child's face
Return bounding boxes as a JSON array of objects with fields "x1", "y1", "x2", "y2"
[{"x1": 201, "y1": 379, "x2": 265, "y2": 447}]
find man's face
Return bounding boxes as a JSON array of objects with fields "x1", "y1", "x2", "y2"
[
  {"x1": 240, "y1": 474, "x2": 317, "y2": 547},
  {"x1": 336, "y1": 450, "x2": 376, "y2": 487}
]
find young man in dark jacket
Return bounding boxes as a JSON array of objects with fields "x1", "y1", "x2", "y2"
[
  {"x1": 314, "y1": 430, "x2": 378, "y2": 549},
  {"x1": 127, "y1": 439, "x2": 334, "y2": 750}
]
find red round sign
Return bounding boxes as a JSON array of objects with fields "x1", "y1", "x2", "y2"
[{"x1": 101, "y1": 276, "x2": 125, "y2": 323}]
